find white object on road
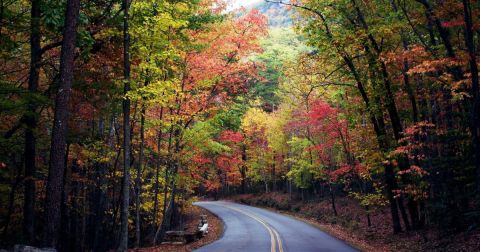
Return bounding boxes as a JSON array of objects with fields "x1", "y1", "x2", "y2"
[{"x1": 200, "y1": 223, "x2": 209, "y2": 234}]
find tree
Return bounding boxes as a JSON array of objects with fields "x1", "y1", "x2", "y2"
[
  {"x1": 23, "y1": 0, "x2": 41, "y2": 243},
  {"x1": 118, "y1": 0, "x2": 131, "y2": 249},
  {"x1": 44, "y1": 0, "x2": 81, "y2": 247}
]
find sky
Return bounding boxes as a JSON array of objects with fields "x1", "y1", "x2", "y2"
[{"x1": 229, "y1": 0, "x2": 263, "y2": 9}]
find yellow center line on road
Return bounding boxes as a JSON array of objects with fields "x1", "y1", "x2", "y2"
[
  {"x1": 214, "y1": 203, "x2": 284, "y2": 252},
  {"x1": 272, "y1": 226, "x2": 284, "y2": 252}
]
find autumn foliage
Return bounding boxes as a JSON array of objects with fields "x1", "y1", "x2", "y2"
[{"x1": 1, "y1": 0, "x2": 480, "y2": 250}]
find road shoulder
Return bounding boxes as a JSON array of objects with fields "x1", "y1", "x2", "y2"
[{"x1": 133, "y1": 205, "x2": 224, "y2": 252}]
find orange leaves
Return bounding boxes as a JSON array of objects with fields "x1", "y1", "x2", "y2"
[
  {"x1": 392, "y1": 121, "x2": 435, "y2": 161},
  {"x1": 382, "y1": 45, "x2": 429, "y2": 66},
  {"x1": 408, "y1": 57, "x2": 464, "y2": 75}
]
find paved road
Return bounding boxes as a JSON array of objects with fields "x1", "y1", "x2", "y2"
[{"x1": 193, "y1": 201, "x2": 358, "y2": 252}]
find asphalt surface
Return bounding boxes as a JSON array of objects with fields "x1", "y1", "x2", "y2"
[{"x1": 193, "y1": 201, "x2": 358, "y2": 252}]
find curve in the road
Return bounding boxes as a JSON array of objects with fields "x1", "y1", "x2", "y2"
[
  {"x1": 194, "y1": 201, "x2": 358, "y2": 252},
  {"x1": 221, "y1": 203, "x2": 283, "y2": 252}
]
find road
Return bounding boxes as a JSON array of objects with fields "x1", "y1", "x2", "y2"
[{"x1": 193, "y1": 201, "x2": 358, "y2": 252}]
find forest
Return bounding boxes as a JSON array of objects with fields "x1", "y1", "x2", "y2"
[{"x1": 1, "y1": 0, "x2": 480, "y2": 251}]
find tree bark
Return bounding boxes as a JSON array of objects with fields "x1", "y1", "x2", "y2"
[
  {"x1": 135, "y1": 103, "x2": 145, "y2": 247},
  {"x1": 329, "y1": 184, "x2": 338, "y2": 216},
  {"x1": 43, "y1": 0, "x2": 80, "y2": 247},
  {"x1": 24, "y1": 0, "x2": 41, "y2": 244},
  {"x1": 118, "y1": 0, "x2": 131, "y2": 249},
  {"x1": 152, "y1": 107, "x2": 163, "y2": 228}
]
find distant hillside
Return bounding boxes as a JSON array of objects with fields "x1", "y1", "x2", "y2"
[{"x1": 251, "y1": 1, "x2": 294, "y2": 27}]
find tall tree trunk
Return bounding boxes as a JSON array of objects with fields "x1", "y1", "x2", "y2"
[
  {"x1": 43, "y1": 0, "x2": 80, "y2": 247},
  {"x1": 462, "y1": 0, "x2": 480, "y2": 193},
  {"x1": 152, "y1": 107, "x2": 163, "y2": 229},
  {"x1": 152, "y1": 153, "x2": 160, "y2": 226},
  {"x1": 59, "y1": 143, "x2": 71, "y2": 251},
  {"x1": 135, "y1": 104, "x2": 145, "y2": 247},
  {"x1": 24, "y1": 0, "x2": 41, "y2": 244},
  {"x1": 118, "y1": 0, "x2": 131, "y2": 249}
]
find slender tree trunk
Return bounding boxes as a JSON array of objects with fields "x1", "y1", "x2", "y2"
[
  {"x1": 135, "y1": 104, "x2": 145, "y2": 247},
  {"x1": 365, "y1": 206, "x2": 372, "y2": 227},
  {"x1": 329, "y1": 184, "x2": 338, "y2": 216},
  {"x1": 43, "y1": 0, "x2": 80, "y2": 247},
  {"x1": 397, "y1": 197, "x2": 412, "y2": 231},
  {"x1": 24, "y1": 0, "x2": 41, "y2": 244},
  {"x1": 385, "y1": 164, "x2": 402, "y2": 233},
  {"x1": 118, "y1": 0, "x2": 131, "y2": 249},
  {"x1": 59, "y1": 143, "x2": 71, "y2": 251},
  {"x1": 152, "y1": 108, "x2": 164, "y2": 227},
  {"x1": 152, "y1": 156, "x2": 160, "y2": 225}
]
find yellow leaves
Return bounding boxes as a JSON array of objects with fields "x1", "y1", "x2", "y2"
[
  {"x1": 241, "y1": 107, "x2": 270, "y2": 135},
  {"x1": 70, "y1": 142, "x2": 117, "y2": 169}
]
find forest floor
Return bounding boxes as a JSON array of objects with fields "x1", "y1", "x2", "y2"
[
  {"x1": 228, "y1": 192, "x2": 480, "y2": 252},
  {"x1": 132, "y1": 205, "x2": 224, "y2": 252}
]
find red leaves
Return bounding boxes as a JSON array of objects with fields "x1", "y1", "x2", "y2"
[
  {"x1": 330, "y1": 162, "x2": 368, "y2": 182},
  {"x1": 289, "y1": 99, "x2": 347, "y2": 150},
  {"x1": 441, "y1": 19, "x2": 465, "y2": 28},
  {"x1": 192, "y1": 155, "x2": 212, "y2": 165},
  {"x1": 397, "y1": 165, "x2": 429, "y2": 177},
  {"x1": 218, "y1": 130, "x2": 244, "y2": 143}
]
